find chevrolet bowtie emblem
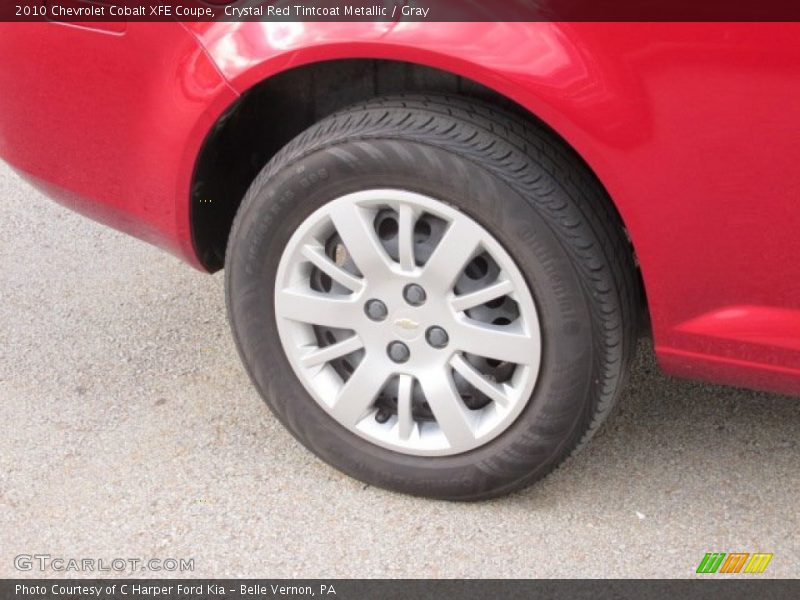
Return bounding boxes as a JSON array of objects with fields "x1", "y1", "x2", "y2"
[{"x1": 394, "y1": 318, "x2": 420, "y2": 330}]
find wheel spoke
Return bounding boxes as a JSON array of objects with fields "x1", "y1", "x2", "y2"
[
  {"x1": 301, "y1": 243, "x2": 364, "y2": 293},
  {"x1": 451, "y1": 354, "x2": 511, "y2": 408},
  {"x1": 329, "y1": 202, "x2": 393, "y2": 281},
  {"x1": 397, "y1": 374, "x2": 415, "y2": 440},
  {"x1": 275, "y1": 288, "x2": 360, "y2": 329},
  {"x1": 397, "y1": 203, "x2": 417, "y2": 272},
  {"x1": 450, "y1": 278, "x2": 514, "y2": 313},
  {"x1": 454, "y1": 319, "x2": 539, "y2": 365},
  {"x1": 419, "y1": 369, "x2": 477, "y2": 450},
  {"x1": 330, "y1": 357, "x2": 389, "y2": 427},
  {"x1": 300, "y1": 335, "x2": 363, "y2": 369},
  {"x1": 421, "y1": 219, "x2": 480, "y2": 291}
]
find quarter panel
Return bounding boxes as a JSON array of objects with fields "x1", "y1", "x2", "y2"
[
  {"x1": 191, "y1": 22, "x2": 800, "y2": 392},
  {"x1": 0, "y1": 22, "x2": 238, "y2": 266}
]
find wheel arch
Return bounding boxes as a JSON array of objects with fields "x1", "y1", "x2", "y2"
[
  {"x1": 191, "y1": 57, "x2": 570, "y2": 271},
  {"x1": 188, "y1": 25, "x2": 649, "y2": 327}
]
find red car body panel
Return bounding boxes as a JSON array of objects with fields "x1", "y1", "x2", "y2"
[
  {"x1": 0, "y1": 23, "x2": 237, "y2": 267},
  {"x1": 2, "y1": 21, "x2": 800, "y2": 395}
]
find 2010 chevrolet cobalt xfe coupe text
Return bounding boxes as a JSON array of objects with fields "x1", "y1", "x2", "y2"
[{"x1": 1, "y1": 21, "x2": 799, "y2": 499}]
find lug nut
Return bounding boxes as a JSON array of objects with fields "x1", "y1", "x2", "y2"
[
  {"x1": 364, "y1": 299, "x2": 388, "y2": 321},
  {"x1": 426, "y1": 326, "x2": 449, "y2": 349},
  {"x1": 387, "y1": 341, "x2": 410, "y2": 363},
  {"x1": 375, "y1": 408, "x2": 392, "y2": 424},
  {"x1": 403, "y1": 283, "x2": 427, "y2": 306}
]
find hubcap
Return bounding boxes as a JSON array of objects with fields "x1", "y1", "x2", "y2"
[{"x1": 274, "y1": 189, "x2": 541, "y2": 456}]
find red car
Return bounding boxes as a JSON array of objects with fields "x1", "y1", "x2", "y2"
[{"x1": 2, "y1": 21, "x2": 798, "y2": 500}]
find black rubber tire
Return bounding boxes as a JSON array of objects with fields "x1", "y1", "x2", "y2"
[{"x1": 225, "y1": 95, "x2": 640, "y2": 500}]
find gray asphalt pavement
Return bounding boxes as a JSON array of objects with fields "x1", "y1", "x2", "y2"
[{"x1": 1, "y1": 161, "x2": 798, "y2": 578}]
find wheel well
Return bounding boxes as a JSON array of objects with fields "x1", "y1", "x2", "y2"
[
  {"x1": 190, "y1": 59, "x2": 643, "y2": 332},
  {"x1": 191, "y1": 59, "x2": 531, "y2": 271}
]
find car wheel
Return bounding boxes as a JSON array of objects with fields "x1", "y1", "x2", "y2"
[{"x1": 225, "y1": 95, "x2": 640, "y2": 500}]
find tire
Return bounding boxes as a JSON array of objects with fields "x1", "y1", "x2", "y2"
[{"x1": 225, "y1": 95, "x2": 640, "y2": 500}]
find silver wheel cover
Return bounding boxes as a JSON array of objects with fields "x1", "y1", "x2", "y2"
[{"x1": 275, "y1": 190, "x2": 542, "y2": 456}]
